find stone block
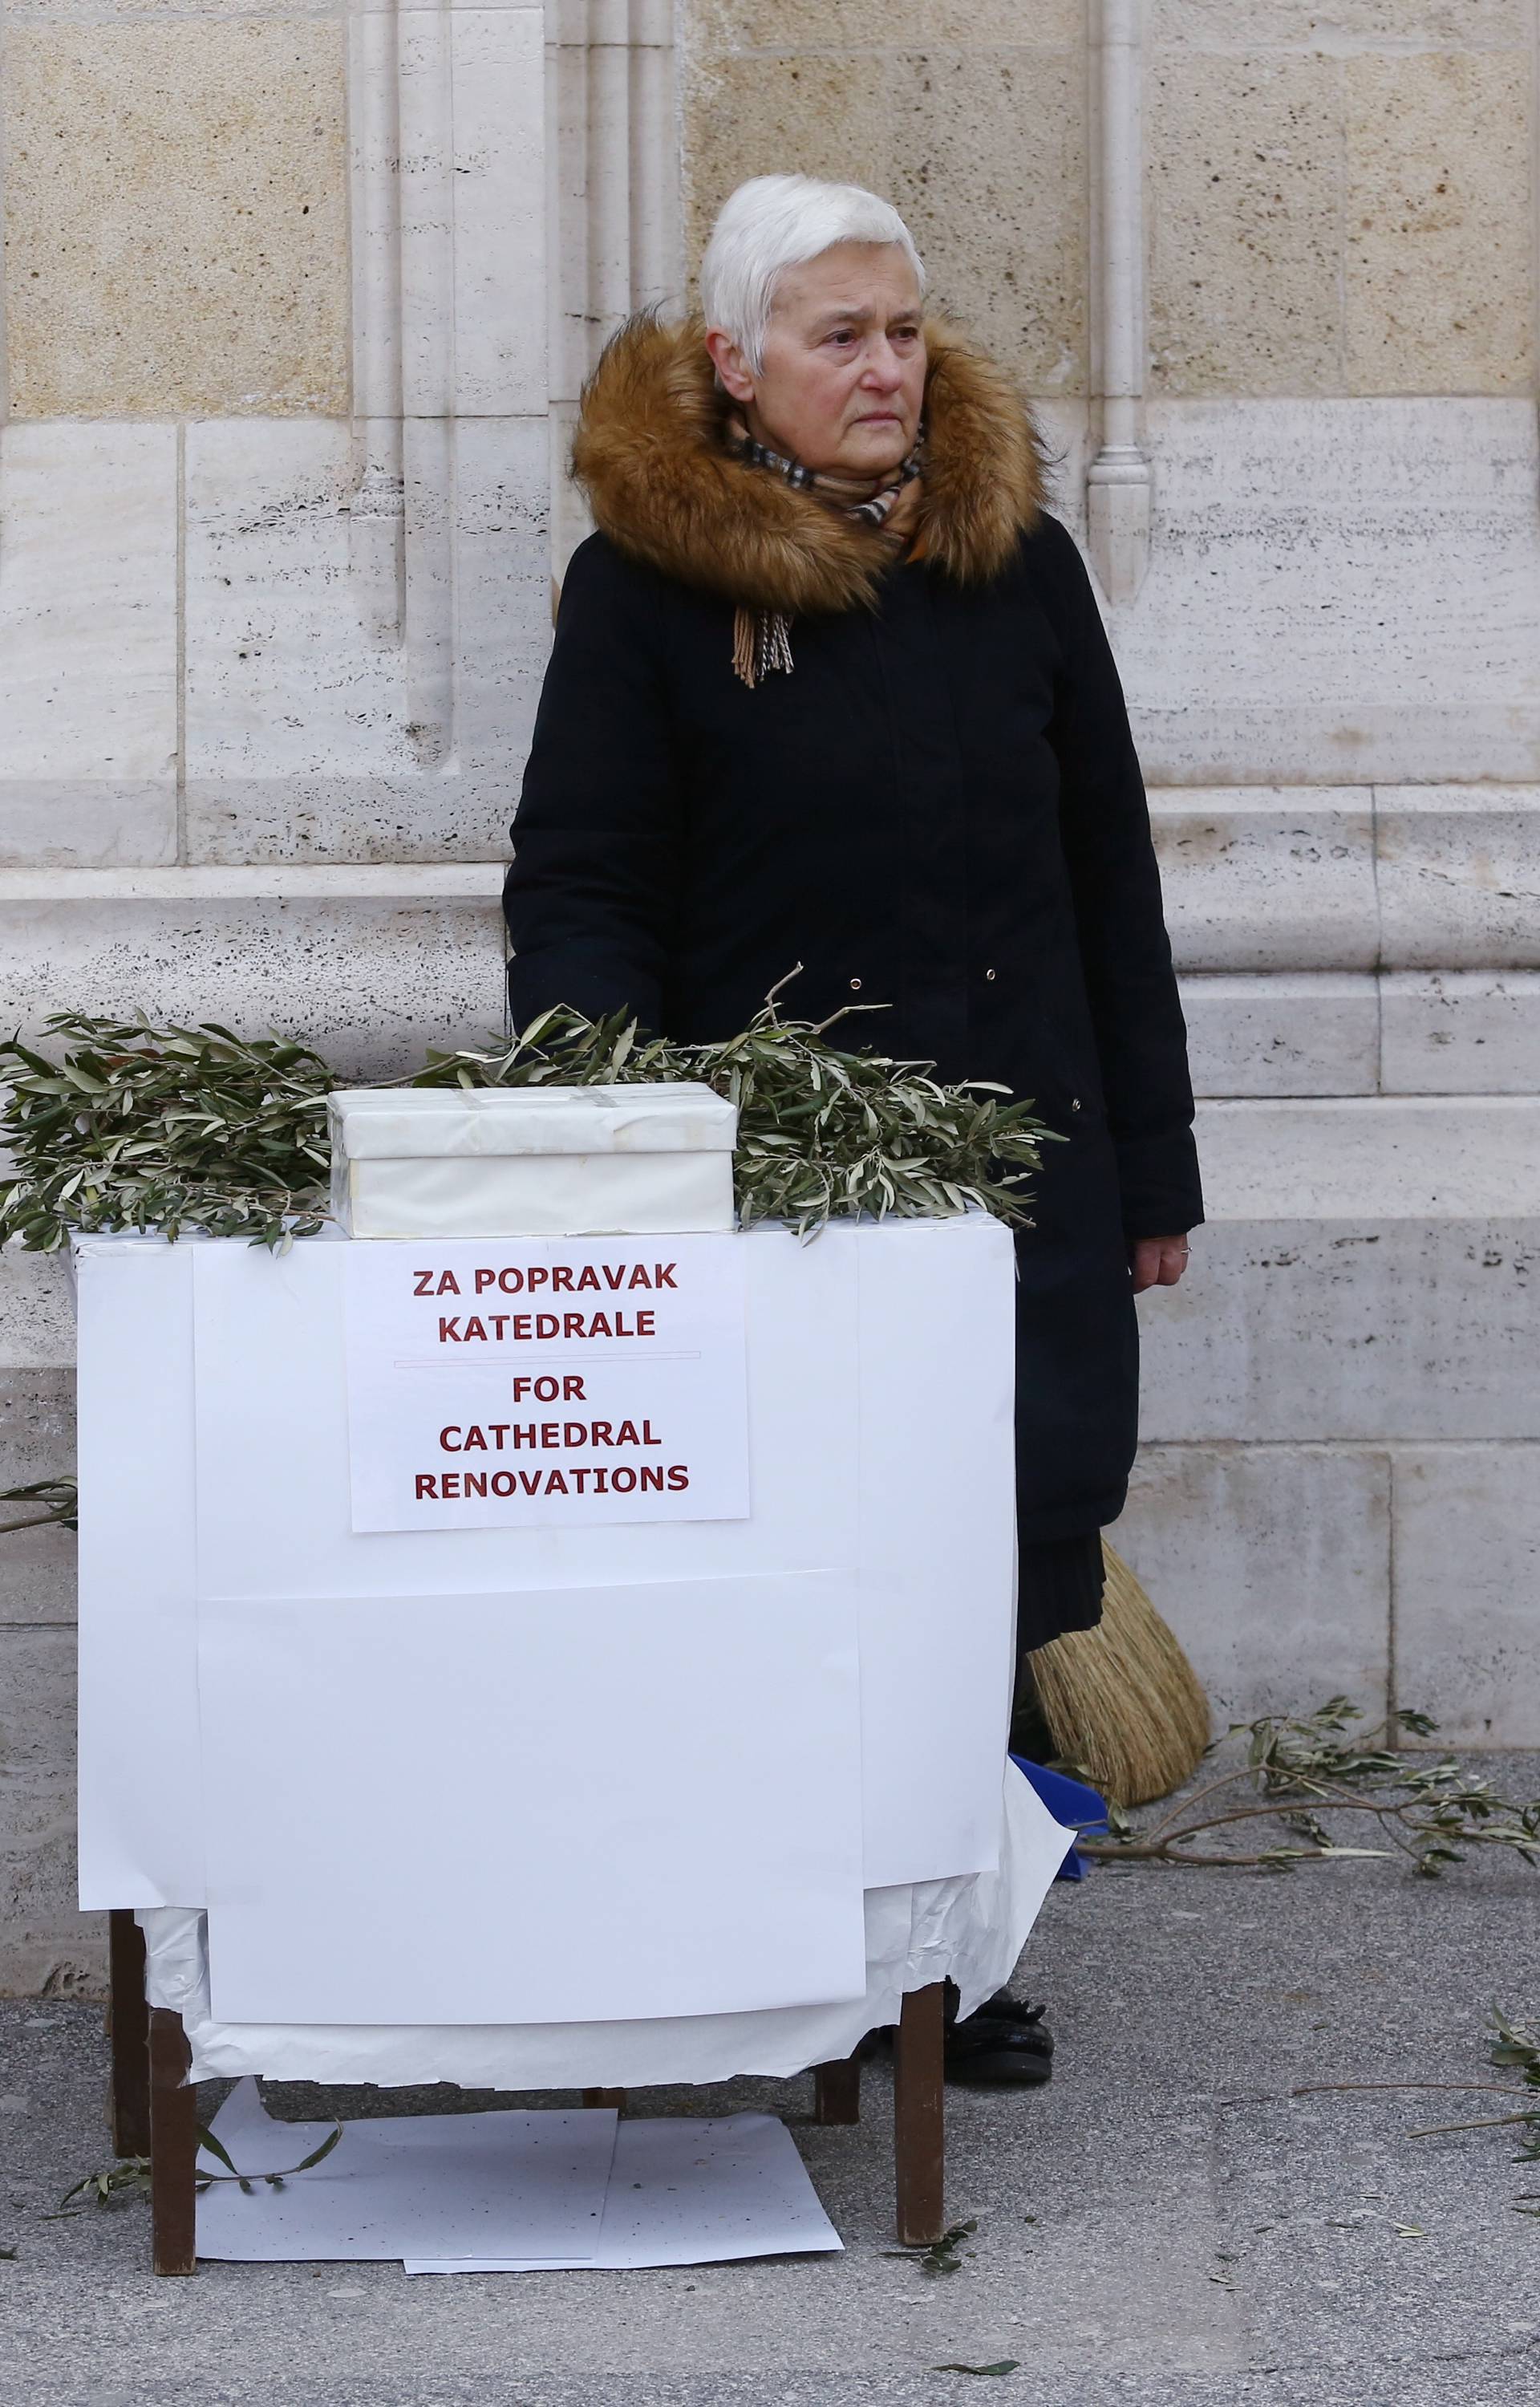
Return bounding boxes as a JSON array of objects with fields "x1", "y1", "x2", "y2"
[
  {"x1": 0, "y1": 1628, "x2": 100, "y2": 1998},
  {"x1": 1192, "y1": 1098, "x2": 1540, "y2": 1221},
  {"x1": 549, "y1": 400, "x2": 594, "y2": 577},
  {"x1": 0, "y1": 875, "x2": 507, "y2": 1082},
  {"x1": 1143, "y1": 1100, "x2": 1540, "y2": 1445},
  {"x1": 681, "y1": 53, "x2": 892, "y2": 274},
  {"x1": 184, "y1": 775, "x2": 524, "y2": 868},
  {"x1": 1149, "y1": 794, "x2": 1376, "y2": 971},
  {"x1": 1030, "y1": 399, "x2": 1093, "y2": 532},
  {"x1": 455, "y1": 415, "x2": 556, "y2": 771},
  {"x1": 0, "y1": 425, "x2": 176, "y2": 866},
  {"x1": 377, "y1": 6, "x2": 547, "y2": 420},
  {"x1": 1391, "y1": 1446, "x2": 1540, "y2": 1746},
  {"x1": 1150, "y1": 0, "x2": 1528, "y2": 47},
  {"x1": 1121, "y1": 400, "x2": 1540, "y2": 787},
  {"x1": 184, "y1": 415, "x2": 549, "y2": 858},
  {"x1": 687, "y1": 0, "x2": 1085, "y2": 48},
  {"x1": 890, "y1": 50, "x2": 1086, "y2": 394},
  {"x1": 184, "y1": 418, "x2": 407, "y2": 785},
  {"x1": 1374, "y1": 789, "x2": 1540, "y2": 972},
  {"x1": 1344, "y1": 52, "x2": 1534, "y2": 397},
  {"x1": 0, "y1": 1253, "x2": 77, "y2": 1377},
  {"x1": 0, "y1": 1373, "x2": 76, "y2": 1627},
  {"x1": 7, "y1": 0, "x2": 327, "y2": 14},
  {"x1": 2, "y1": 22, "x2": 349, "y2": 417},
  {"x1": 444, "y1": 8, "x2": 548, "y2": 418},
  {"x1": 0, "y1": 786, "x2": 176, "y2": 875},
  {"x1": 1178, "y1": 972, "x2": 1379, "y2": 1096},
  {"x1": 1144, "y1": 1123, "x2": 1538, "y2": 1445},
  {"x1": 1143, "y1": 1215, "x2": 1540, "y2": 1444},
  {"x1": 1380, "y1": 972, "x2": 1540, "y2": 1097},
  {"x1": 1147, "y1": 53, "x2": 1342, "y2": 396},
  {"x1": 1115, "y1": 1443, "x2": 1391, "y2": 1723},
  {"x1": 679, "y1": 47, "x2": 1087, "y2": 390}
]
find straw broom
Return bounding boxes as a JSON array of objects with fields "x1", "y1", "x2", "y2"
[{"x1": 1027, "y1": 1541, "x2": 1210, "y2": 1807}]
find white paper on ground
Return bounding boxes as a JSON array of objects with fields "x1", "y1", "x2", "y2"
[
  {"x1": 195, "y1": 2078, "x2": 618, "y2": 2264},
  {"x1": 142, "y1": 1763, "x2": 1076, "y2": 2089},
  {"x1": 405, "y1": 2113, "x2": 842, "y2": 2272},
  {"x1": 340, "y1": 1235, "x2": 751, "y2": 1532},
  {"x1": 74, "y1": 1237, "x2": 204, "y2": 1910},
  {"x1": 197, "y1": 1573, "x2": 868, "y2": 2027}
]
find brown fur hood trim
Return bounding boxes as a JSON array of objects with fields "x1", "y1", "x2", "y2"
[{"x1": 570, "y1": 310, "x2": 1047, "y2": 615}]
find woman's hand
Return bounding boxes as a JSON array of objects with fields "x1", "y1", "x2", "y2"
[{"x1": 1130, "y1": 1234, "x2": 1191, "y2": 1294}]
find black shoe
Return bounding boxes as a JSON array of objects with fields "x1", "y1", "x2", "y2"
[
  {"x1": 970, "y1": 1990, "x2": 1055, "y2": 2049},
  {"x1": 943, "y1": 1993, "x2": 1054, "y2": 2088}
]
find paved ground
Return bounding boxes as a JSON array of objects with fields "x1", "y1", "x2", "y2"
[{"x1": 3, "y1": 1756, "x2": 1539, "y2": 2407}]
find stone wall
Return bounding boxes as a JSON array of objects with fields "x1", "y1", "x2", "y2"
[{"x1": 1, "y1": 0, "x2": 1536, "y2": 1991}]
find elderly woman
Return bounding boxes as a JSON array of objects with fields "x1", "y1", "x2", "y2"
[{"x1": 505, "y1": 175, "x2": 1202, "y2": 2080}]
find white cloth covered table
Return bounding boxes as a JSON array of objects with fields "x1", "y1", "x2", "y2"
[
  {"x1": 142, "y1": 1760, "x2": 1068, "y2": 2087},
  {"x1": 77, "y1": 1212, "x2": 1070, "y2": 2052}
]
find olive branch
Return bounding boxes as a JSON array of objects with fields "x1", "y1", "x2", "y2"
[
  {"x1": 1080, "y1": 1696, "x2": 1540, "y2": 1878},
  {"x1": 0, "y1": 1479, "x2": 77, "y2": 1536},
  {"x1": 0, "y1": 978, "x2": 1054, "y2": 1254},
  {"x1": 51, "y1": 2121, "x2": 343, "y2": 2217}
]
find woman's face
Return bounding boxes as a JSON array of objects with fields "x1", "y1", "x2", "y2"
[{"x1": 708, "y1": 242, "x2": 926, "y2": 479}]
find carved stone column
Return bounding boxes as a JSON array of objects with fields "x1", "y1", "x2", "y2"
[
  {"x1": 546, "y1": 0, "x2": 683, "y2": 577},
  {"x1": 1086, "y1": 0, "x2": 1152, "y2": 604}
]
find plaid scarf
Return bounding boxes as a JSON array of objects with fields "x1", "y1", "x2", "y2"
[{"x1": 723, "y1": 409, "x2": 926, "y2": 687}]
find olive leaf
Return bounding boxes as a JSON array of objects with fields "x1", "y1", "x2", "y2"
[
  {"x1": 194, "y1": 2121, "x2": 343, "y2": 2193},
  {"x1": 55, "y1": 2157, "x2": 152, "y2": 2210},
  {"x1": 881, "y1": 2216, "x2": 978, "y2": 2276}
]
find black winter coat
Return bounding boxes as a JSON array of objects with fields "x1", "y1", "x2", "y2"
[{"x1": 504, "y1": 313, "x2": 1203, "y2": 1548}]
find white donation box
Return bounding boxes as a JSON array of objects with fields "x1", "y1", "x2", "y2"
[{"x1": 328, "y1": 1084, "x2": 738, "y2": 1240}]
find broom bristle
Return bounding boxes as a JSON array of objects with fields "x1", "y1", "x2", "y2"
[{"x1": 1028, "y1": 1542, "x2": 1210, "y2": 1807}]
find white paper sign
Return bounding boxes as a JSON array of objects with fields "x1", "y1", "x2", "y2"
[
  {"x1": 197, "y1": 1574, "x2": 868, "y2": 2026},
  {"x1": 342, "y1": 1235, "x2": 750, "y2": 1532}
]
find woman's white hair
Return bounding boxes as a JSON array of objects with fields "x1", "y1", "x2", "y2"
[{"x1": 699, "y1": 174, "x2": 926, "y2": 371}]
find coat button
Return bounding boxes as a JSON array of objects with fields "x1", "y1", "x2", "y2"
[
  {"x1": 985, "y1": 968, "x2": 997, "y2": 981},
  {"x1": 849, "y1": 977, "x2": 861, "y2": 990},
  {"x1": 1071, "y1": 1098, "x2": 1081, "y2": 1111}
]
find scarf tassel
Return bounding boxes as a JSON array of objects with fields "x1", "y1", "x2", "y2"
[{"x1": 732, "y1": 604, "x2": 795, "y2": 689}]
